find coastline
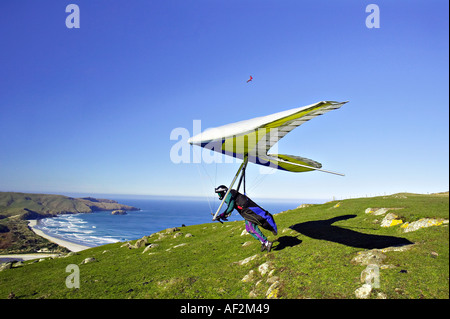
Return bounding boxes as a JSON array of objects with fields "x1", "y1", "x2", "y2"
[
  {"x1": 0, "y1": 253, "x2": 61, "y2": 263},
  {"x1": 28, "y1": 220, "x2": 90, "y2": 252}
]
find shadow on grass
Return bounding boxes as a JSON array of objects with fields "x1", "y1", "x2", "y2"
[
  {"x1": 289, "y1": 214, "x2": 413, "y2": 249},
  {"x1": 273, "y1": 235, "x2": 302, "y2": 251}
]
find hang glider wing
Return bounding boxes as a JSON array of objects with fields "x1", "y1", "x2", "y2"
[{"x1": 188, "y1": 100, "x2": 348, "y2": 173}]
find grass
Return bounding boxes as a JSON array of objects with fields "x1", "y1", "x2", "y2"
[{"x1": 0, "y1": 192, "x2": 448, "y2": 299}]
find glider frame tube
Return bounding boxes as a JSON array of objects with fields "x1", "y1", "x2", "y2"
[
  {"x1": 212, "y1": 155, "x2": 249, "y2": 221},
  {"x1": 274, "y1": 158, "x2": 345, "y2": 176}
]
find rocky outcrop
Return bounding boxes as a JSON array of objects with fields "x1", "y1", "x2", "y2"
[
  {"x1": 111, "y1": 210, "x2": 127, "y2": 215},
  {"x1": 352, "y1": 244, "x2": 415, "y2": 299},
  {"x1": 240, "y1": 260, "x2": 281, "y2": 299}
]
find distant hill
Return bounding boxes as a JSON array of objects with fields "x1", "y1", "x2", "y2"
[{"x1": 0, "y1": 192, "x2": 139, "y2": 220}]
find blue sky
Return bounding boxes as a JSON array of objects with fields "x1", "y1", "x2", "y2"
[{"x1": 0, "y1": 0, "x2": 448, "y2": 201}]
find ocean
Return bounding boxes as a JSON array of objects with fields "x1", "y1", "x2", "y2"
[{"x1": 33, "y1": 197, "x2": 325, "y2": 248}]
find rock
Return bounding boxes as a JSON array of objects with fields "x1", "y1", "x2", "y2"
[
  {"x1": 241, "y1": 270, "x2": 255, "y2": 282},
  {"x1": 240, "y1": 229, "x2": 249, "y2": 236},
  {"x1": 155, "y1": 233, "x2": 167, "y2": 241},
  {"x1": 111, "y1": 210, "x2": 127, "y2": 215},
  {"x1": 401, "y1": 218, "x2": 448, "y2": 233},
  {"x1": 376, "y1": 292, "x2": 387, "y2": 299},
  {"x1": 142, "y1": 243, "x2": 159, "y2": 253},
  {"x1": 297, "y1": 204, "x2": 314, "y2": 209},
  {"x1": 266, "y1": 281, "x2": 280, "y2": 299},
  {"x1": 242, "y1": 241, "x2": 253, "y2": 247},
  {"x1": 173, "y1": 243, "x2": 187, "y2": 249},
  {"x1": 373, "y1": 208, "x2": 389, "y2": 216},
  {"x1": 173, "y1": 232, "x2": 183, "y2": 238},
  {"x1": 133, "y1": 238, "x2": 147, "y2": 249},
  {"x1": 185, "y1": 233, "x2": 193, "y2": 238},
  {"x1": 121, "y1": 242, "x2": 132, "y2": 249},
  {"x1": 355, "y1": 284, "x2": 372, "y2": 299},
  {"x1": 142, "y1": 245, "x2": 152, "y2": 253},
  {"x1": 235, "y1": 254, "x2": 259, "y2": 266},
  {"x1": 267, "y1": 276, "x2": 280, "y2": 284},
  {"x1": 380, "y1": 213, "x2": 403, "y2": 227},
  {"x1": 258, "y1": 262, "x2": 271, "y2": 276},
  {"x1": 380, "y1": 244, "x2": 415, "y2": 253},
  {"x1": 80, "y1": 257, "x2": 96, "y2": 265},
  {"x1": 165, "y1": 227, "x2": 180, "y2": 233},
  {"x1": 0, "y1": 262, "x2": 13, "y2": 272}
]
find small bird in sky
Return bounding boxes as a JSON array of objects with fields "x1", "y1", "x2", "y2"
[{"x1": 246, "y1": 75, "x2": 253, "y2": 83}]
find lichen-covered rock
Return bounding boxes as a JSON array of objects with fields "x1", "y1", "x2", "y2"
[
  {"x1": 401, "y1": 218, "x2": 448, "y2": 233},
  {"x1": 266, "y1": 281, "x2": 280, "y2": 299},
  {"x1": 381, "y1": 213, "x2": 403, "y2": 227}
]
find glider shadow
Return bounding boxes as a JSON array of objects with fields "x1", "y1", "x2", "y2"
[{"x1": 289, "y1": 214, "x2": 413, "y2": 249}]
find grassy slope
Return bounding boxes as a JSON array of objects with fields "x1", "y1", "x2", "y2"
[{"x1": 0, "y1": 193, "x2": 448, "y2": 299}]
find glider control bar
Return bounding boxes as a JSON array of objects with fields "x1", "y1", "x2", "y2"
[{"x1": 212, "y1": 156, "x2": 249, "y2": 221}]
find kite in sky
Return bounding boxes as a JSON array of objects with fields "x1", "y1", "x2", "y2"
[{"x1": 246, "y1": 75, "x2": 253, "y2": 83}]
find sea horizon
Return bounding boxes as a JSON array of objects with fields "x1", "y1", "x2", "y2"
[{"x1": 0, "y1": 189, "x2": 331, "y2": 203}]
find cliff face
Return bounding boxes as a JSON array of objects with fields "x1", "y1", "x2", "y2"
[{"x1": 0, "y1": 192, "x2": 139, "y2": 220}]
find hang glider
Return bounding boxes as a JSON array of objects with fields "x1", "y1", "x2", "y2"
[
  {"x1": 187, "y1": 100, "x2": 348, "y2": 221},
  {"x1": 188, "y1": 100, "x2": 348, "y2": 174},
  {"x1": 247, "y1": 75, "x2": 253, "y2": 83}
]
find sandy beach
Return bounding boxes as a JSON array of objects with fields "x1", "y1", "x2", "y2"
[{"x1": 28, "y1": 220, "x2": 90, "y2": 252}]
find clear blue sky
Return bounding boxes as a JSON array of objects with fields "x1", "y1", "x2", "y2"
[{"x1": 0, "y1": 0, "x2": 448, "y2": 201}]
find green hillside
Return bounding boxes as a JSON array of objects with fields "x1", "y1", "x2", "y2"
[
  {"x1": 0, "y1": 193, "x2": 448, "y2": 299},
  {"x1": 0, "y1": 192, "x2": 139, "y2": 254}
]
